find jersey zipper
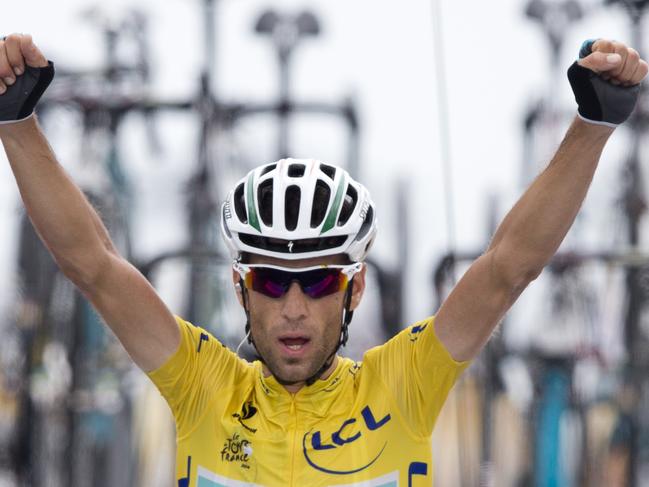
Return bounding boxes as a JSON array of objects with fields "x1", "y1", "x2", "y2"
[{"x1": 288, "y1": 397, "x2": 298, "y2": 486}]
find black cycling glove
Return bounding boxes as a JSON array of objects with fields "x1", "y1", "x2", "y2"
[
  {"x1": 567, "y1": 39, "x2": 639, "y2": 127},
  {"x1": 0, "y1": 61, "x2": 54, "y2": 124}
]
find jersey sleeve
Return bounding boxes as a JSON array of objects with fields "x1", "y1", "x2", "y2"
[
  {"x1": 363, "y1": 316, "x2": 469, "y2": 436},
  {"x1": 146, "y1": 316, "x2": 251, "y2": 435}
]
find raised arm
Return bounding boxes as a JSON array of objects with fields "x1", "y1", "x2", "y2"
[
  {"x1": 435, "y1": 39, "x2": 648, "y2": 362},
  {"x1": 0, "y1": 34, "x2": 179, "y2": 372}
]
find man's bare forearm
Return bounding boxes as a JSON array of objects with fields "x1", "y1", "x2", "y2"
[
  {"x1": 1, "y1": 116, "x2": 116, "y2": 285},
  {"x1": 488, "y1": 118, "x2": 613, "y2": 283},
  {"x1": 436, "y1": 119, "x2": 615, "y2": 361}
]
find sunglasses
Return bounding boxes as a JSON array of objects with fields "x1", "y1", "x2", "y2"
[{"x1": 233, "y1": 262, "x2": 363, "y2": 299}]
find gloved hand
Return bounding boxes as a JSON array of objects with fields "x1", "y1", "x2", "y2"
[
  {"x1": 0, "y1": 33, "x2": 54, "y2": 124},
  {"x1": 568, "y1": 39, "x2": 648, "y2": 127}
]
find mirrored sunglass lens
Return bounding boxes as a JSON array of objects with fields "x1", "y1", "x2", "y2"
[
  {"x1": 261, "y1": 279, "x2": 287, "y2": 298},
  {"x1": 302, "y1": 270, "x2": 345, "y2": 298},
  {"x1": 246, "y1": 267, "x2": 347, "y2": 299},
  {"x1": 250, "y1": 268, "x2": 289, "y2": 298}
]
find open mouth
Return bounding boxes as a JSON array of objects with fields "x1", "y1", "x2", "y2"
[{"x1": 279, "y1": 337, "x2": 310, "y2": 351}]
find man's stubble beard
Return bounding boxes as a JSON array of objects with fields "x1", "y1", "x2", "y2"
[{"x1": 250, "y1": 320, "x2": 341, "y2": 386}]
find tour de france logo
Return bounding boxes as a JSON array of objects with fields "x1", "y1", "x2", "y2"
[{"x1": 221, "y1": 433, "x2": 253, "y2": 469}]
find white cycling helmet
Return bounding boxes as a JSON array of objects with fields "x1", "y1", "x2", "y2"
[{"x1": 221, "y1": 158, "x2": 377, "y2": 262}]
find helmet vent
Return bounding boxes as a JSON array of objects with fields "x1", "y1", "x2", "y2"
[
  {"x1": 288, "y1": 163, "x2": 306, "y2": 178},
  {"x1": 311, "y1": 179, "x2": 331, "y2": 228},
  {"x1": 260, "y1": 163, "x2": 277, "y2": 177},
  {"x1": 364, "y1": 236, "x2": 375, "y2": 253},
  {"x1": 258, "y1": 179, "x2": 274, "y2": 226},
  {"x1": 320, "y1": 163, "x2": 336, "y2": 180},
  {"x1": 337, "y1": 185, "x2": 358, "y2": 226},
  {"x1": 285, "y1": 185, "x2": 301, "y2": 231},
  {"x1": 355, "y1": 205, "x2": 374, "y2": 240},
  {"x1": 234, "y1": 183, "x2": 248, "y2": 223}
]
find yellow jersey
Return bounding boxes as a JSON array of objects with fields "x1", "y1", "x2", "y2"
[{"x1": 147, "y1": 316, "x2": 468, "y2": 486}]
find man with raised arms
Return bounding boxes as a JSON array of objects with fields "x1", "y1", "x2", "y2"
[{"x1": 0, "y1": 33, "x2": 645, "y2": 485}]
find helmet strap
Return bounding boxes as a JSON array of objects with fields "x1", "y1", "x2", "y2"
[
  {"x1": 340, "y1": 277, "x2": 355, "y2": 346},
  {"x1": 239, "y1": 277, "x2": 254, "y2": 345}
]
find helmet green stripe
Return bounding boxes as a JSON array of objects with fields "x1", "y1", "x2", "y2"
[
  {"x1": 320, "y1": 175, "x2": 345, "y2": 234},
  {"x1": 246, "y1": 172, "x2": 261, "y2": 232}
]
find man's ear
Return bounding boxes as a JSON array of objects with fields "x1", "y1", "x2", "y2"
[
  {"x1": 232, "y1": 268, "x2": 244, "y2": 307},
  {"x1": 349, "y1": 263, "x2": 367, "y2": 311}
]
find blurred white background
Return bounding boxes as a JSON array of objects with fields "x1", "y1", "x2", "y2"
[
  {"x1": 0, "y1": 0, "x2": 639, "y2": 355},
  {"x1": 2, "y1": 1, "x2": 648, "y2": 485}
]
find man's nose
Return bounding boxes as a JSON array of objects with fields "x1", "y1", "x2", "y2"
[{"x1": 280, "y1": 281, "x2": 309, "y2": 320}]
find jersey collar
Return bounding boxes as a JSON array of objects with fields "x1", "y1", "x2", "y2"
[{"x1": 254, "y1": 357, "x2": 353, "y2": 416}]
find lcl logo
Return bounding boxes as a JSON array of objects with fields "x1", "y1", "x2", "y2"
[{"x1": 302, "y1": 405, "x2": 391, "y2": 475}]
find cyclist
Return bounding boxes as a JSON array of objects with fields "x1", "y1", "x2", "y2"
[{"x1": 0, "y1": 33, "x2": 645, "y2": 486}]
